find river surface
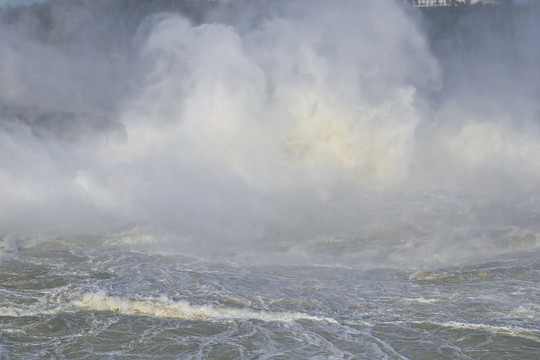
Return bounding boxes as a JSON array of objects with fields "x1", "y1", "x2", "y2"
[{"x1": 1, "y1": 234, "x2": 538, "y2": 359}]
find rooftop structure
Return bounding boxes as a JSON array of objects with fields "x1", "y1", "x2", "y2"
[{"x1": 412, "y1": 0, "x2": 504, "y2": 6}]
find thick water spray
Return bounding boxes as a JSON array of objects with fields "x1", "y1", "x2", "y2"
[
  {"x1": 0, "y1": 0, "x2": 539, "y2": 267},
  {"x1": 1, "y1": 3, "x2": 539, "y2": 359}
]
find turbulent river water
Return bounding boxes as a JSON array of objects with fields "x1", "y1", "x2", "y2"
[
  {"x1": 0, "y1": 234, "x2": 538, "y2": 359},
  {"x1": 1, "y1": 0, "x2": 539, "y2": 358}
]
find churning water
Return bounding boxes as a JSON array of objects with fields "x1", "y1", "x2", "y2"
[{"x1": 0, "y1": 0, "x2": 539, "y2": 358}]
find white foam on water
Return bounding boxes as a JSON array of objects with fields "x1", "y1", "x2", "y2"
[
  {"x1": 75, "y1": 292, "x2": 338, "y2": 324},
  {"x1": 402, "y1": 320, "x2": 540, "y2": 343},
  {"x1": 399, "y1": 297, "x2": 442, "y2": 304},
  {"x1": 0, "y1": 283, "x2": 76, "y2": 318},
  {"x1": 0, "y1": 298, "x2": 75, "y2": 318},
  {"x1": 511, "y1": 305, "x2": 539, "y2": 319},
  {"x1": 0, "y1": 307, "x2": 63, "y2": 318}
]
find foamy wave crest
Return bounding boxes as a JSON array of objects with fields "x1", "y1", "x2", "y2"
[
  {"x1": 75, "y1": 292, "x2": 337, "y2": 323},
  {"x1": 406, "y1": 321, "x2": 540, "y2": 343}
]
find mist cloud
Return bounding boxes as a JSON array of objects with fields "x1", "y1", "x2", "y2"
[{"x1": 1, "y1": 0, "x2": 538, "y2": 267}]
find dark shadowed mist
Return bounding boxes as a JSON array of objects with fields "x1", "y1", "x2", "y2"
[{"x1": 0, "y1": 0, "x2": 539, "y2": 267}]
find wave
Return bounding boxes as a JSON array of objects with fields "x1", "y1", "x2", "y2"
[
  {"x1": 75, "y1": 292, "x2": 338, "y2": 323},
  {"x1": 405, "y1": 320, "x2": 540, "y2": 343}
]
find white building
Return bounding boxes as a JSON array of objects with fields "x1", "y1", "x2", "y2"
[
  {"x1": 469, "y1": 0, "x2": 504, "y2": 3},
  {"x1": 412, "y1": 0, "x2": 503, "y2": 6},
  {"x1": 413, "y1": 0, "x2": 453, "y2": 6}
]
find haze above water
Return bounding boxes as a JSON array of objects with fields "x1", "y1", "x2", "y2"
[{"x1": 0, "y1": 0, "x2": 539, "y2": 266}]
